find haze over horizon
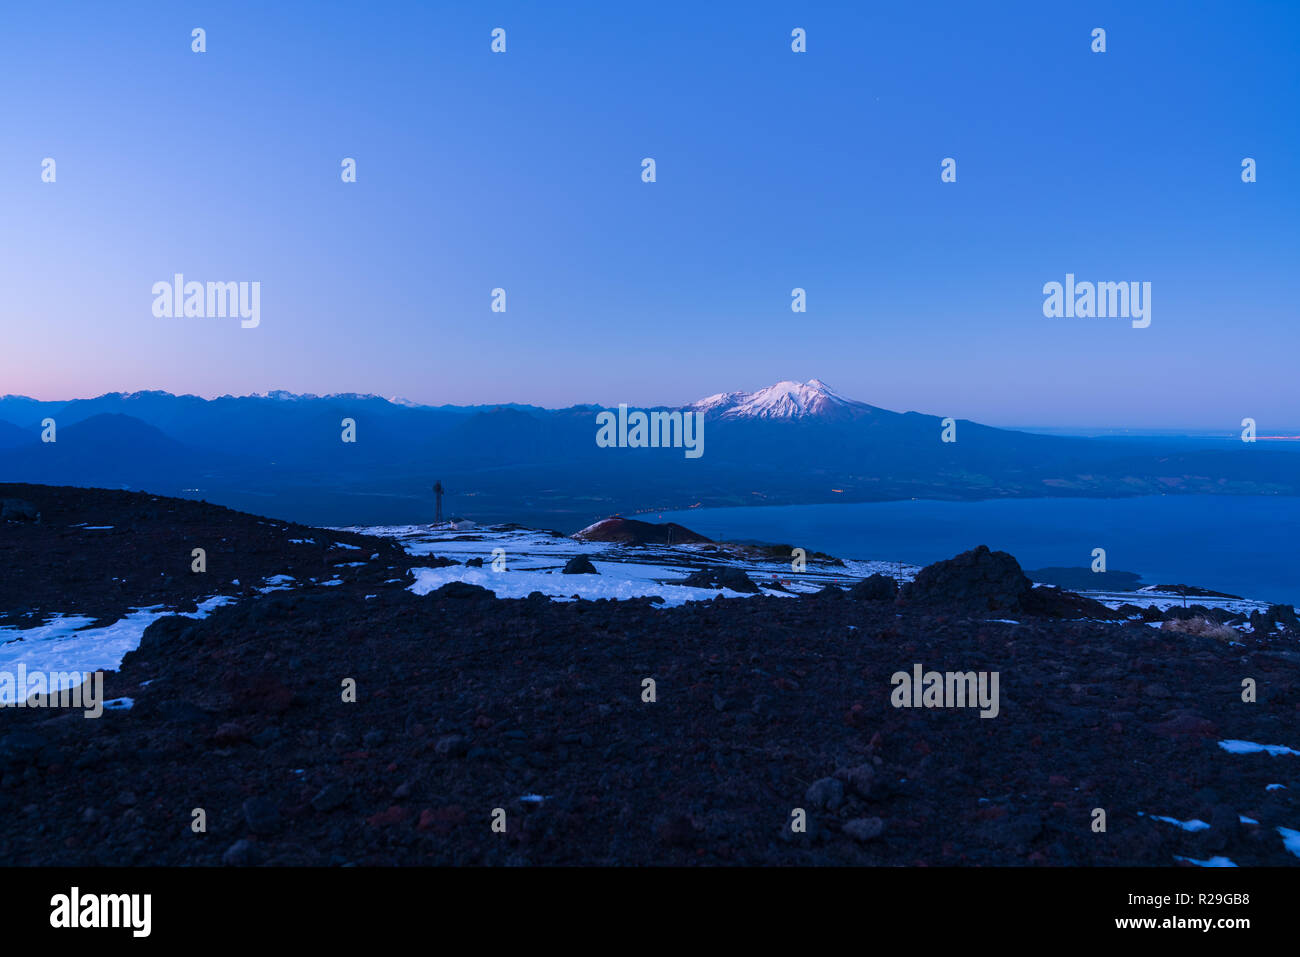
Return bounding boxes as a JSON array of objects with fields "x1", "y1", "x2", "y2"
[
  {"x1": 5, "y1": 379, "x2": 1298, "y2": 436},
  {"x1": 3, "y1": 1, "x2": 1297, "y2": 430}
]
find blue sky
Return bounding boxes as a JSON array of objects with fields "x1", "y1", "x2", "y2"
[{"x1": 1, "y1": 0, "x2": 1296, "y2": 429}]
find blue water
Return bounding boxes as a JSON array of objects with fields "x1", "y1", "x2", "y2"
[{"x1": 656, "y1": 496, "x2": 1300, "y2": 606}]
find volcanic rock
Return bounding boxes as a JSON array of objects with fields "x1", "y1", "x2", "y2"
[
  {"x1": 677, "y1": 566, "x2": 760, "y2": 594},
  {"x1": 848, "y1": 574, "x2": 897, "y2": 601},
  {"x1": 0, "y1": 499, "x2": 40, "y2": 522},
  {"x1": 562, "y1": 555, "x2": 599, "y2": 575},
  {"x1": 904, "y1": 545, "x2": 1031, "y2": 612}
]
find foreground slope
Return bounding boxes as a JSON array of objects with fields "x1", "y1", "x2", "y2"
[{"x1": 0, "y1": 485, "x2": 1297, "y2": 866}]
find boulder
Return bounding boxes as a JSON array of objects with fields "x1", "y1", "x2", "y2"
[
  {"x1": 137, "y1": 615, "x2": 197, "y2": 654},
  {"x1": 0, "y1": 499, "x2": 40, "y2": 523},
  {"x1": 677, "y1": 566, "x2": 760, "y2": 594},
  {"x1": 430, "y1": 581, "x2": 495, "y2": 600},
  {"x1": 242, "y1": 797, "x2": 281, "y2": 835},
  {"x1": 848, "y1": 574, "x2": 897, "y2": 601},
  {"x1": 843, "y1": 817, "x2": 885, "y2": 842},
  {"x1": 804, "y1": 777, "x2": 844, "y2": 811},
  {"x1": 561, "y1": 555, "x2": 599, "y2": 575},
  {"x1": 903, "y1": 545, "x2": 1031, "y2": 612},
  {"x1": 809, "y1": 583, "x2": 844, "y2": 599}
]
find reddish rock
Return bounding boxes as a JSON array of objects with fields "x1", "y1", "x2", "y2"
[{"x1": 366, "y1": 806, "x2": 407, "y2": 827}]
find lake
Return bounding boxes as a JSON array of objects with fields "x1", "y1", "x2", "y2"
[{"x1": 656, "y1": 495, "x2": 1300, "y2": 606}]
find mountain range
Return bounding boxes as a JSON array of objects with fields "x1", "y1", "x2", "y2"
[{"x1": 2, "y1": 380, "x2": 1296, "y2": 529}]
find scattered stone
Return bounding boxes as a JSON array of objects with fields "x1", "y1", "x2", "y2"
[
  {"x1": 1151, "y1": 710, "x2": 1218, "y2": 738},
  {"x1": 562, "y1": 555, "x2": 599, "y2": 575},
  {"x1": 242, "y1": 797, "x2": 281, "y2": 835},
  {"x1": 0, "y1": 730, "x2": 49, "y2": 769},
  {"x1": 222, "y1": 839, "x2": 258, "y2": 866},
  {"x1": 835, "y1": 764, "x2": 876, "y2": 799},
  {"x1": 0, "y1": 498, "x2": 40, "y2": 522},
  {"x1": 213, "y1": 722, "x2": 248, "y2": 745},
  {"x1": 435, "y1": 734, "x2": 468, "y2": 757},
  {"x1": 367, "y1": 805, "x2": 407, "y2": 827},
  {"x1": 678, "y1": 566, "x2": 760, "y2": 594},
  {"x1": 311, "y1": 784, "x2": 349, "y2": 813},
  {"x1": 843, "y1": 817, "x2": 884, "y2": 842},
  {"x1": 805, "y1": 777, "x2": 844, "y2": 811}
]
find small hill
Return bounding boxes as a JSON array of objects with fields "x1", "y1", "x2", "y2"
[{"x1": 572, "y1": 516, "x2": 711, "y2": 545}]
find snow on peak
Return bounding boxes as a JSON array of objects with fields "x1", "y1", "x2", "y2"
[{"x1": 688, "y1": 379, "x2": 867, "y2": 420}]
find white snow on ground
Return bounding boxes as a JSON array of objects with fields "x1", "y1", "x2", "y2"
[
  {"x1": 1083, "y1": 587, "x2": 1270, "y2": 616},
  {"x1": 344, "y1": 522, "x2": 916, "y2": 604},
  {"x1": 350, "y1": 522, "x2": 1289, "y2": 616},
  {"x1": 1172, "y1": 855, "x2": 1237, "y2": 867},
  {"x1": 1266, "y1": 784, "x2": 1287, "y2": 791},
  {"x1": 0, "y1": 595, "x2": 235, "y2": 689},
  {"x1": 407, "y1": 565, "x2": 759, "y2": 606},
  {"x1": 104, "y1": 697, "x2": 134, "y2": 711},
  {"x1": 1279, "y1": 827, "x2": 1300, "y2": 858},
  {"x1": 257, "y1": 574, "x2": 296, "y2": 594},
  {"x1": 1218, "y1": 739, "x2": 1300, "y2": 757},
  {"x1": 1139, "y1": 812, "x2": 1210, "y2": 832},
  {"x1": 1239, "y1": 815, "x2": 1259, "y2": 824}
]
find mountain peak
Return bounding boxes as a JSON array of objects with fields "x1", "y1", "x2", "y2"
[{"x1": 689, "y1": 379, "x2": 871, "y2": 420}]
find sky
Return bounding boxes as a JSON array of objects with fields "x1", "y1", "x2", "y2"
[{"x1": 1, "y1": 0, "x2": 1296, "y2": 429}]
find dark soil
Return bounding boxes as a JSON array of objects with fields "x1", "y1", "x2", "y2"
[{"x1": 1, "y1": 484, "x2": 1298, "y2": 866}]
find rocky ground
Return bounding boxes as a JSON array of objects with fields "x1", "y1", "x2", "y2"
[{"x1": 1, "y1": 483, "x2": 1298, "y2": 866}]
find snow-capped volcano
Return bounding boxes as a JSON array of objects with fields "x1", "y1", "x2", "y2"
[{"x1": 689, "y1": 379, "x2": 874, "y2": 421}]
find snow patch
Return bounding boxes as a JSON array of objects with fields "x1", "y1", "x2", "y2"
[
  {"x1": 1279, "y1": 827, "x2": 1300, "y2": 859},
  {"x1": 408, "y1": 565, "x2": 751, "y2": 606},
  {"x1": 1218, "y1": 739, "x2": 1300, "y2": 757},
  {"x1": 1139, "y1": 812, "x2": 1210, "y2": 832}
]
